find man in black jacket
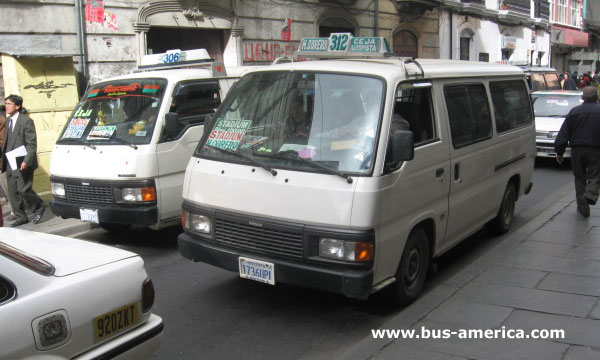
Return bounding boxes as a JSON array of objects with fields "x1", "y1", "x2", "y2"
[{"x1": 554, "y1": 86, "x2": 600, "y2": 217}]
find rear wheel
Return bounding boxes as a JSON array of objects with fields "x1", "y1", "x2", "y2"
[
  {"x1": 99, "y1": 222, "x2": 131, "y2": 233},
  {"x1": 389, "y1": 227, "x2": 430, "y2": 306},
  {"x1": 489, "y1": 182, "x2": 516, "y2": 235}
]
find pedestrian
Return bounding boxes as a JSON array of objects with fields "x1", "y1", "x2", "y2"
[
  {"x1": 554, "y1": 86, "x2": 600, "y2": 217},
  {"x1": 1, "y1": 95, "x2": 45, "y2": 226},
  {"x1": 563, "y1": 73, "x2": 578, "y2": 90},
  {"x1": 0, "y1": 105, "x2": 16, "y2": 221}
]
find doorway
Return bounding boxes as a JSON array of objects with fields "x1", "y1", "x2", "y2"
[{"x1": 146, "y1": 27, "x2": 225, "y2": 61}]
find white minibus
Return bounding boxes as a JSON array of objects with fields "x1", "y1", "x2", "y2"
[
  {"x1": 178, "y1": 36, "x2": 535, "y2": 304},
  {"x1": 50, "y1": 49, "x2": 250, "y2": 231}
]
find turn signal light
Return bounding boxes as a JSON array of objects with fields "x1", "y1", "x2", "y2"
[{"x1": 141, "y1": 187, "x2": 156, "y2": 201}]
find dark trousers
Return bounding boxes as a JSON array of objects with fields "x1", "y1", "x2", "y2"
[
  {"x1": 571, "y1": 146, "x2": 600, "y2": 207},
  {"x1": 5, "y1": 167, "x2": 44, "y2": 221}
]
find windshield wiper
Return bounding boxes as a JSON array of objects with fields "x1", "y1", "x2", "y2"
[
  {"x1": 273, "y1": 150, "x2": 353, "y2": 184},
  {"x1": 57, "y1": 138, "x2": 96, "y2": 150},
  {"x1": 207, "y1": 145, "x2": 277, "y2": 176},
  {"x1": 91, "y1": 133, "x2": 138, "y2": 150}
]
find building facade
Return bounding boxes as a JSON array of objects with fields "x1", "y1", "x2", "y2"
[{"x1": 549, "y1": 0, "x2": 599, "y2": 73}]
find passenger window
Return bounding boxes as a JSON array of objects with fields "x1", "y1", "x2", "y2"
[
  {"x1": 530, "y1": 73, "x2": 546, "y2": 91},
  {"x1": 161, "y1": 81, "x2": 221, "y2": 142},
  {"x1": 444, "y1": 84, "x2": 492, "y2": 148},
  {"x1": 544, "y1": 73, "x2": 561, "y2": 90},
  {"x1": 392, "y1": 84, "x2": 435, "y2": 145},
  {"x1": 489, "y1": 80, "x2": 533, "y2": 134}
]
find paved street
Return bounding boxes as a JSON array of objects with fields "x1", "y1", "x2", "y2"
[{"x1": 4, "y1": 161, "x2": 598, "y2": 360}]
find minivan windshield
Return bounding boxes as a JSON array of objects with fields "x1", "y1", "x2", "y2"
[
  {"x1": 532, "y1": 93, "x2": 583, "y2": 117},
  {"x1": 57, "y1": 79, "x2": 167, "y2": 146},
  {"x1": 195, "y1": 71, "x2": 384, "y2": 175}
]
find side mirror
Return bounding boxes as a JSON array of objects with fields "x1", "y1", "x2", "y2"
[
  {"x1": 384, "y1": 130, "x2": 414, "y2": 173},
  {"x1": 392, "y1": 130, "x2": 414, "y2": 162},
  {"x1": 164, "y1": 112, "x2": 179, "y2": 138}
]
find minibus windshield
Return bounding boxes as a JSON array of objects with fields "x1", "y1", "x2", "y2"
[
  {"x1": 57, "y1": 79, "x2": 167, "y2": 146},
  {"x1": 195, "y1": 71, "x2": 384, "y2": 175}
]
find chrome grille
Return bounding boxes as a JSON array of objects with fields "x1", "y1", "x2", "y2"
[
  {"x1": 215, "y1": 218, "x2": 303, "y2": 260},
  {"x1": 65, "y1": 183, "x2": 113, "y2": 204}
]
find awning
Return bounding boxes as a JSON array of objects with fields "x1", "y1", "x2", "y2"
[{"x1": 551, "y1": 25, "x2": 589, "y2": 47}]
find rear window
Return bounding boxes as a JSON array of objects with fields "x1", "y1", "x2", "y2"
[{"x1": 544, "y1": 73, "x2": 561, "y2": 90}]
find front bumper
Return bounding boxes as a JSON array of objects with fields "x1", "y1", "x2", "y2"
[
  {"x1": 50, "y1": 198, "x2": 158, "y2": 227},
  {"x1": 74, "y1": 314, "x2": 163, "y2": 360},
  {"x1": 178, "y1": 232, "x2": 374, "y2": 299},
  {"x1": 536, "y1": 140, "x2": 571, "y2": 158}
]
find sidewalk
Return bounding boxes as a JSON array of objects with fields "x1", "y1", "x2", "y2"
[
  {"x1": 1, "y1": 199, "x2": 93, "y2": 237},
  {"x1": 341, "y1": 188, "x2": 600, "y2": 360}
]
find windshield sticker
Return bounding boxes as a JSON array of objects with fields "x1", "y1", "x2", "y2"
[
  {"x1": 206, "y1": 119, "x2": 252, "y2": 151},
  {"x1": 102, "y1": 83, "x2": 142, "y2": 93},
  {"x1": 62, "y1": 118, "x2": 90, "y2": 139},
  {"x1": 331, "y1": 139, "x2": 356, "y2": 150},
  {"x1": 87, "y1": 125, "x2": 117, "y2": 140},
  {"x1": 354, "y1": 152, "x2": 365, "y2": 161},
  {"x1": 142, "y1": 85, "x2": 160, "y2": 94},
  {"x1": 365, "y1": 128, "x2": 375, "y2": 138},
  {"x1": 257, "y1": 147, "x2": 273, "y2": 153},
  {"x1": 240, "y1": 135, "x2": 268, "y2": 149},
  {"x1": 135, "y1": 130, "x2": 147, "y2": 137},
  {"x1": 87, "y1": 89, "x2": 100, "y2": 98}
]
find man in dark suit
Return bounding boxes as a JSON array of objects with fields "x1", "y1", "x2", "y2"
[{"x1": 2, "y1": 95, "x2": 45, "y2": 226}]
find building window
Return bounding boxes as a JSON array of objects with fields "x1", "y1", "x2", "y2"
[
  {"x1": 479, "y1": 53, "x2": 490, "y2": 62},
  {"x1": 460, "y1": 37, "x2": 470, "y2": 60},
  {"x1": 570, "y1": 0, "x2": 580, "y2": 27},
  {"x1": 557, "y1": 0, "x2": 567, "y2": 24},
  {"x1": 549, "y1": 0, "x2": 554, "y2": 20},
  {"x1": 393, "y1": 30, "x2": 418, "y2": 58}
]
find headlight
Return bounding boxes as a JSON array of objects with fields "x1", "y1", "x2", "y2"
[
  {"x1": 120, "y1": 186, "x2": 156, "y2": 202},
  {"x1": 319, "y1": 238, "x2": 373, "y2": 262},
  {"x1": 51, "y1": 182, "x2": 65, "y2": 198},
  {"x1": 190, "y1": 213, "x2": 211, "y2": 233}
]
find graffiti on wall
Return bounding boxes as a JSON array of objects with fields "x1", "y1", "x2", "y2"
[
  {"x1": 85, "y1": 0, "x2": 118, "y2": 31},
  {"x1": 243, "y1": 41, "x2": 298, "y2": 62},
  {"x1": 24, "y1": 80, "x2": 76, "y2": 98}
]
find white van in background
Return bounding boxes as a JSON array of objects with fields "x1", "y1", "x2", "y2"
[
  {"x1": 178, "y1": 35, "x2": 535, "y2": 305},
  {"x1": 50, "y1": 49, "x2": 250, "y2": 231}
]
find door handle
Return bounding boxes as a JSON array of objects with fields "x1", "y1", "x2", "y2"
[
  {"x1": 436, "y1": 168, "x2": 444, "y2": 178},
  {"x1": 454, "y1": 163, "x2": 462, "y2": 183}
]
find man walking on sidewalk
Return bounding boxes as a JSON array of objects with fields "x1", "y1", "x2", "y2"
[
  {"x1": 554, "y1": 86, "x2": 600, "y2": 217},
  {"x1": 1, "y1": 95, "x2": 45, "y2": 226}
]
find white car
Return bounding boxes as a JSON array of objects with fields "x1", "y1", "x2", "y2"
[
  {"x1": 0, "y1": 228, "x2": 163, "y2": 359},
  {"x1": 532, "y1": 90, "x2": 583, "y2": 159}
]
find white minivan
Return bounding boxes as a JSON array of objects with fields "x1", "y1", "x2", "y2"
[
  {"x1": 178, "y1": 35, "x2": 535, "y2": 304},
  {"x1": 50, "y1": 49, "x2": 249, "y2": 231}
]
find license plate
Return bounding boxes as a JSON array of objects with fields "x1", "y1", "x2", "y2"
[
  {"x1": 93, "y1": 302, "x2": 140, "y2": 343},
  {"x1": 239, "y1": 257, "x2": 275, "y2": 285},
  {"x1": 80, "y1": 208, "x2": 99, "y2": 223}
]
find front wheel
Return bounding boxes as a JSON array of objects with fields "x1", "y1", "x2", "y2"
[
  {"x1": 489, "y1": 182, "x2": 516, "y2": 235},
  {"x1": 99, "y1": 222, "x2": 131, "y2": 233},
  {"x1": 389, "y1": 227, "x2": 430, "y2": 306}
]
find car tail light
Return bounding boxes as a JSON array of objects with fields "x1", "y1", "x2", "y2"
[{"x1": 142, "y1": 278, "x2": 155, "y2": 313}]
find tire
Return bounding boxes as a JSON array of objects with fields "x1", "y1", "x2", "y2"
[
  {"x1": 99, "y1": 222, "x2": 131, "y2": 233},
  {"x1": 489, "y1": 182, "x2": 516, "y2": 235},
  {"x1": 389, "y1": 227, "x2": 430, "y2": 306}
]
